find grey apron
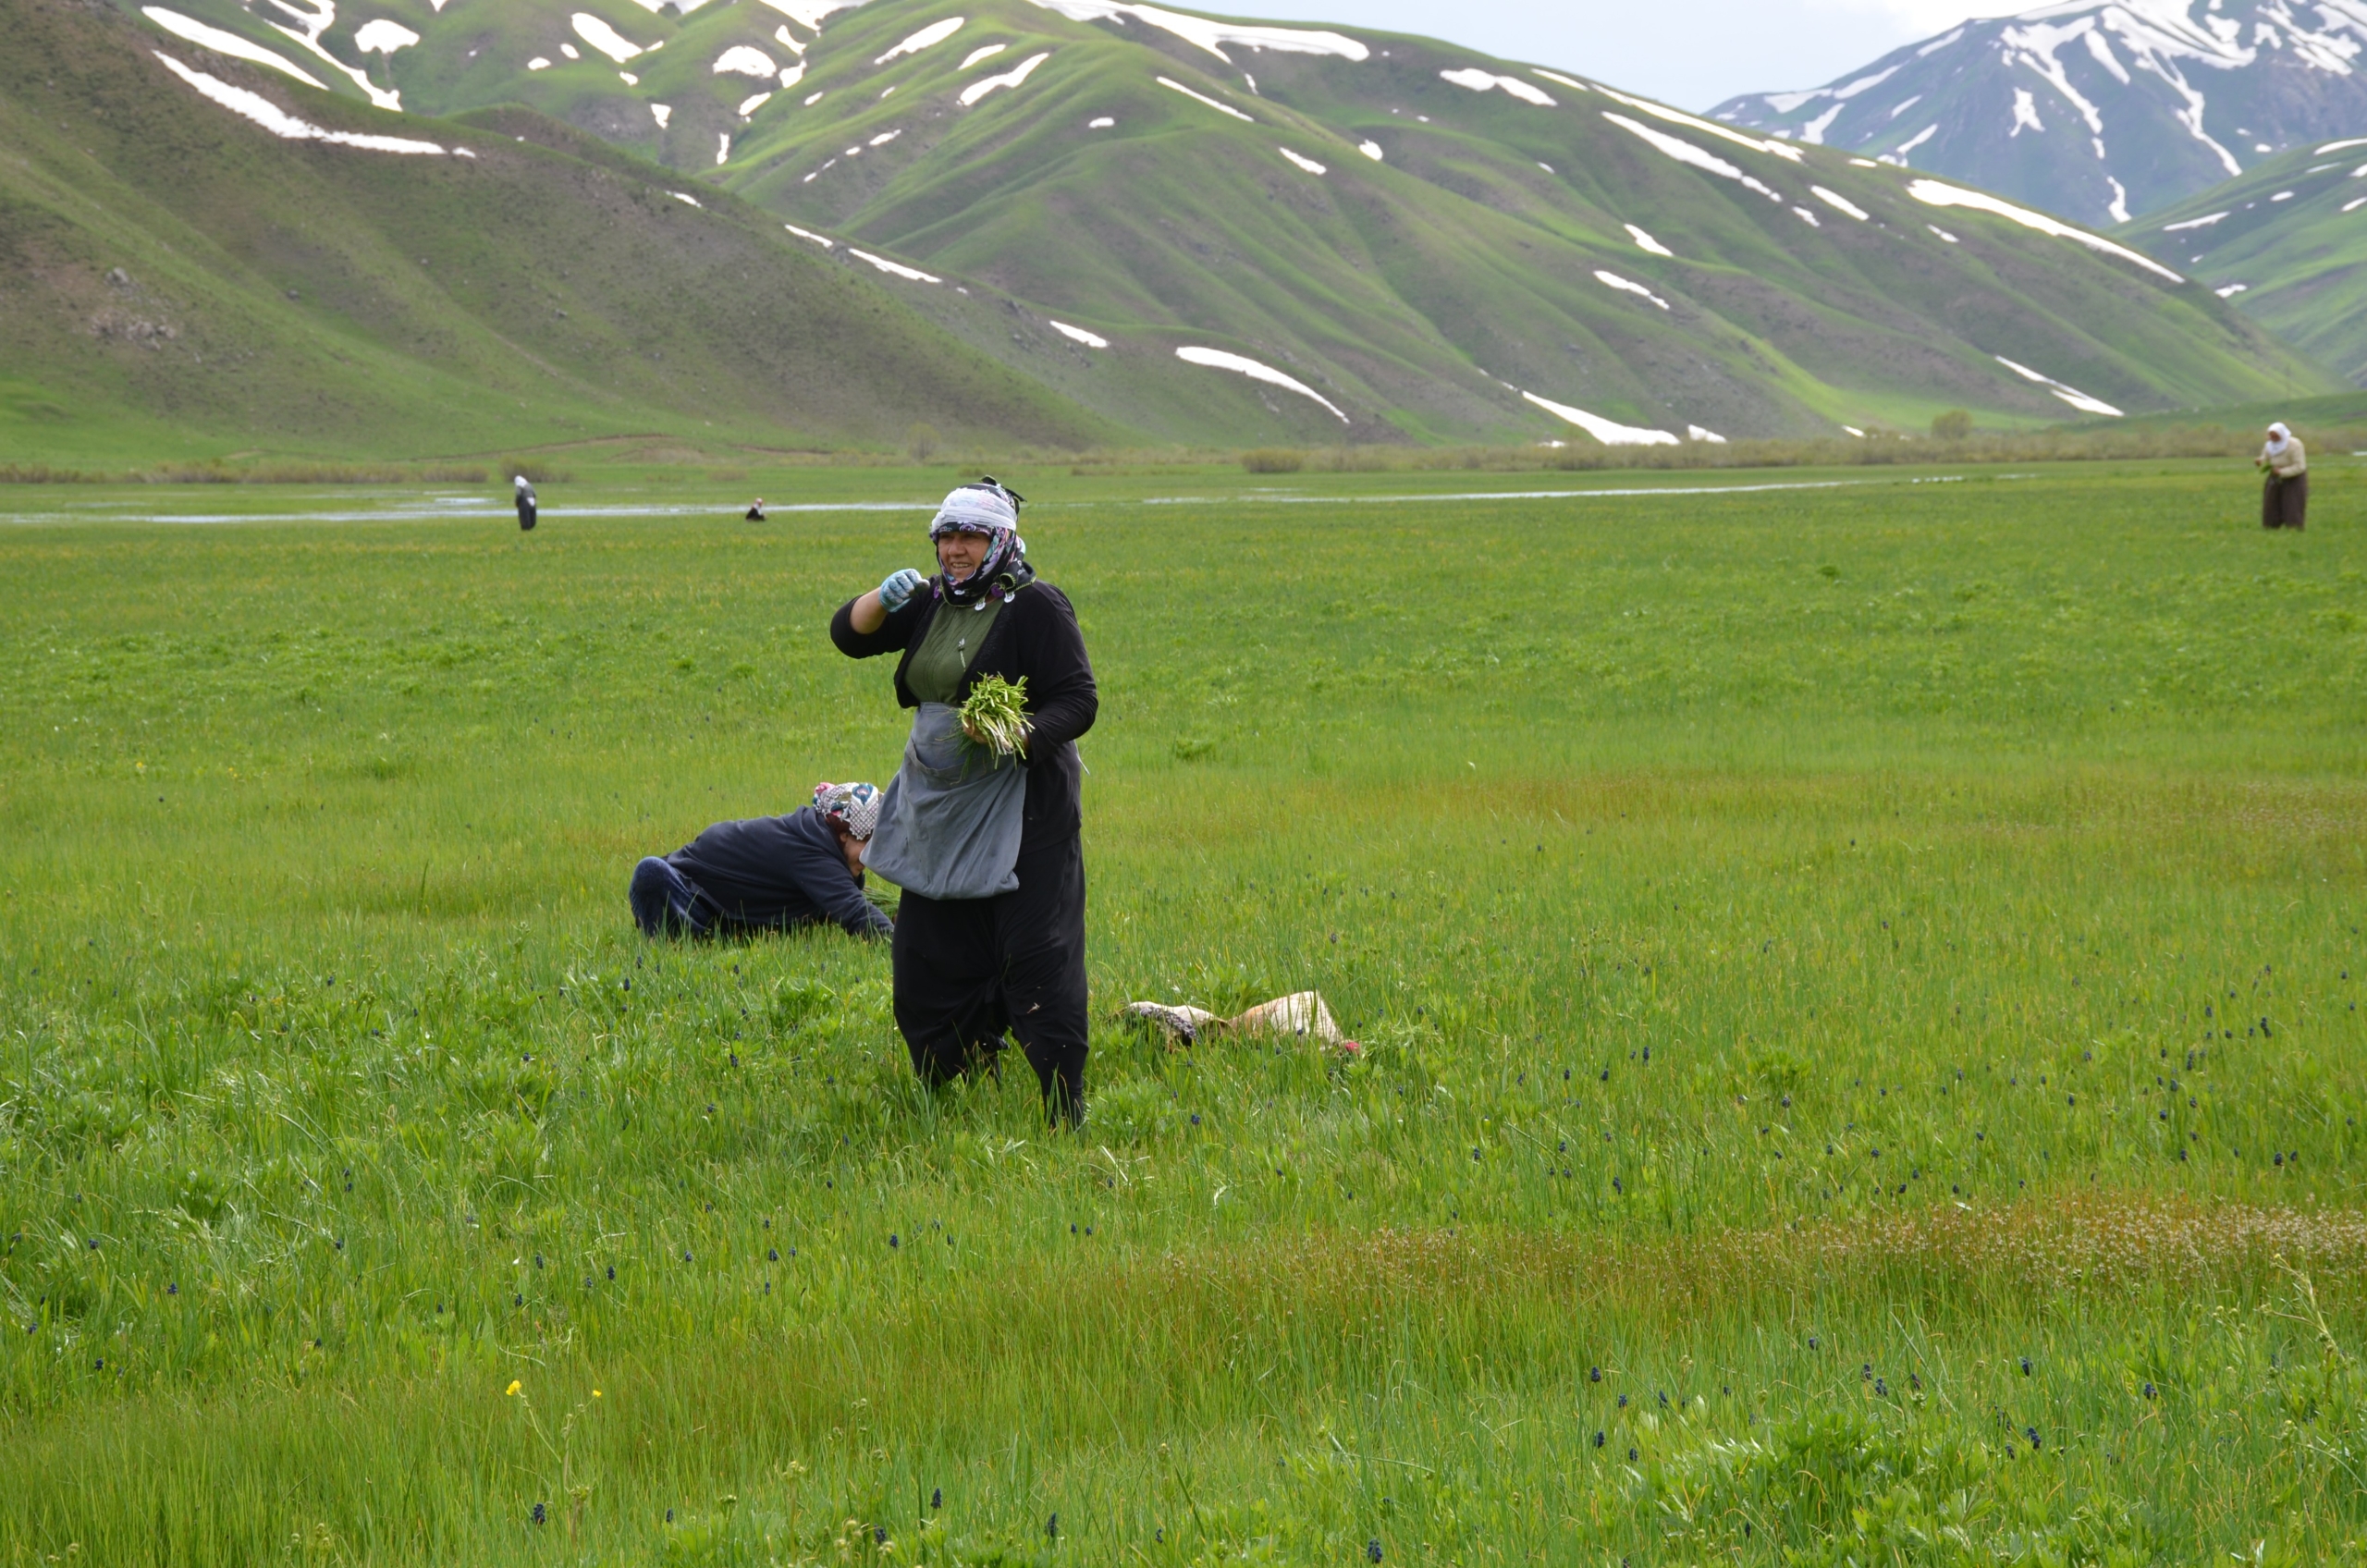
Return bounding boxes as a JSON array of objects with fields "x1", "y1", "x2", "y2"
[{"x1": 862, "y1": 702, "x2": 1027, "y2": 901}]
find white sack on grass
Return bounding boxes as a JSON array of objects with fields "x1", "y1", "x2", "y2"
[{"x1": 1123, "y1": 991, "x2": 1355, "y2": 1051}]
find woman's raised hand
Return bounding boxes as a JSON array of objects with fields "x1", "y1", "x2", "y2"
[{"x1": 878, "y1": 568, "x2": 928, "y2": 612}]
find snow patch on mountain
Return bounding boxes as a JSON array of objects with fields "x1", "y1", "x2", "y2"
[
  {"x1": 352, "y1": 18, "x2": 419, "y2": 55},
  {"x1": 1177, "y1": 348, "x2": 1350, "y2": 422},
  {"x1": 251, "y1": 0, "x2": 400, "y2": 109},
  {"x1": 1604, "y1": 114, "x2": 1785, "y2": 202},
  {"x1": 959, "y1": 52, "x2": 1049, "y2": 105},
  {"x1": 154, "y1": 50, "x2": 444, "y2": 151},
  {"x1": 1440, "y1": 68, "x2": 1555, "y2": 106},
  {"x1": 1594, "y1": 82, "x2": 1803, "y2": 163},
  {"x1": 141, "y1": 8, "x2": 325, "y2": 89},
  {"x1": 1594, "y1": 270, "x2": 1669, "y2": 309},
  {"x1": 1027, "y1": 1, "x2": 1367, "y2": 64},
  {"x1": 1157, "y1": 75, "x2": 1254, "y2": 121},
  {"x1": 877, "y1": 18, "x2": 964, "y2": 66},
  {"x1": 571, "y1": 14, "x2": 644, "y2": 64},
  {"x1": 1994, "y1": 354, "x2": 2123, "y2": 415},
  {"x1": 850, "y1": 249, "x2": 940, "y2": 282},
  {"x1": 1811, "y1": 185, "x2": 1870, "y2": 220},
  {"x1": 1049, "y1": 320, "x2": 1109, "y2": 347},
  {"x1": 715, "y1": 45, "x2": 777, "y2": 77},
  {"x1": 1625, "y1": 223, "x2": 1673, "y2": 255},
  {"x1": 1906, "y1": 178, "x2": 2183, "y2": 280},
  {"x1": 1521, "y1": 391, "x2": 1677, "y2": 446},
  {"x1": 754, "y1": 0, "x2": 860, "y2": 30},
  {"x1": 1279, "y1": 147, "x2": 1326, "y2": 175}
]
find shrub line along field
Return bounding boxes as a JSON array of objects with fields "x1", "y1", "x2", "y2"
[{"x1": 3, "y1": 459, "x2": 2365, "y2": 1563}]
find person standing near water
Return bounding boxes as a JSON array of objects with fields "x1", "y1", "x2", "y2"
[
  {"x1": 2259, "y1": 423, "x2": 2307, "y2": 531},
  {"x1": 513, "y1": 474, "x2": 537, "y2": 533},
  {"x1": 830, "y1": 480, "x2": 1098, "y2": 1125}
]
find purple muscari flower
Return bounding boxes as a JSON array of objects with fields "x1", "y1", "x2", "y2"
[
  {"x1": 532, "y1": 1502, "x2": 546, "y2": 1526},
  {"x1": 932, "y1": 1488, "x2": 942, "y2": 1511},
  {"x1": 1368, "y1": 1540, "x2": 1383, "y2": 1562}
]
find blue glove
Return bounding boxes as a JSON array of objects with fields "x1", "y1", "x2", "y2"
[{"x1": 877, "y1": 568, "x2": 927, "y2": 613}]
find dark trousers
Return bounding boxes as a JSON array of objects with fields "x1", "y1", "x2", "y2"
[
  {"x1": 630, "y1": 856, "x2": 716, "y2": 937},
  {"x1": 892, "y1": 833, "x2": 1087, "y2": 1122},
  {"x1": 518, "y1": 501, "x2": 537, "y2": 532},
  {"x1": 2263, "y1": 472, "x2": 2307, "y2": 530}
]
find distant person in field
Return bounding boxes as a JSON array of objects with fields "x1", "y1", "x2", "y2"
[
  {"x1": 2258, "y1": 423, "x2": 2307, "y2": 531},
  {"x1": 630, "y1": 782, "x2": 892, "y2": 940},
  {"x1": 513, "y1": 474, "x2": 538, "y2": 532},
  {"x1": 831, "y1": 479, "x2": 1099, "y2": 1126},
  {"x1": 746, "y1": 497, "x2": 767, "y2": 521}
]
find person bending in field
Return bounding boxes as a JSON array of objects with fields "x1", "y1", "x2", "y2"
[
  {"x1": 513, "y1": 475, "x2": 538, "y2": 533},
  {"x1": 2259, "y1": 423, "x2": 2307, "y2": 531},
  {"x1": 630, "y1": 782, "x2": 892, "y2": 939},
  {"x1": 831, "y1": 480, "x2": 1098, "y2": 1125}
]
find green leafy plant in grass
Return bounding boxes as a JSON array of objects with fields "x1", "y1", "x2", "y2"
[{"x1": 959, "y1": 674, "x2": 1030, "y2": 759}]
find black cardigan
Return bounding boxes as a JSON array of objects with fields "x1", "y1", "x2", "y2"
[{"x1": 830, "y1": 582, "x2": 1098, "y2": 846}]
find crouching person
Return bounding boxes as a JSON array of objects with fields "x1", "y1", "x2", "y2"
[{"x1": 631, "y1": 782, "x2": 892, "y2": 939}]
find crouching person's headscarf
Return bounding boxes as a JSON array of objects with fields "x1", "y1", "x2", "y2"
[
  {"x1": 928, "y1": 478, "x2": 1034, "y2": 606},
  {"x1": 814, "y1": 781, "x2": 882, "y2": 839}
]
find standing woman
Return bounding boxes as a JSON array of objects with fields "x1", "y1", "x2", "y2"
[
  {"x1": 2259, "y1": 422, "x2": 2308, "y2": 531},
  {"x1": 831, "y1": 480, "x2": 1099, "y2": 1124}
]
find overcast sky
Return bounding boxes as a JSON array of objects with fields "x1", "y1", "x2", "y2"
[{"x1": 1208, "y1": 0, "x2": 2027, "y2": 111}]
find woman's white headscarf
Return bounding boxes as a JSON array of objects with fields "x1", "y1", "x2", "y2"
[{"x1": 2266, "y1": 422, "x2": 2292, "y2": 452}]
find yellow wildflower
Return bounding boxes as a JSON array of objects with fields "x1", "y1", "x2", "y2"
[{"x1": 505, "y1": 1379, "x2": 521, "y2": 1397}]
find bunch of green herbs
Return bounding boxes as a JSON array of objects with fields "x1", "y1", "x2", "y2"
[{"x1": 959, "y1": 672, "x2": 1031, "y2": 758}]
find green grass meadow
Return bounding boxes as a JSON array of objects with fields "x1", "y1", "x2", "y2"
[{"x1": 6, "y1": 460, "x2": 2367, "y2": 1564}]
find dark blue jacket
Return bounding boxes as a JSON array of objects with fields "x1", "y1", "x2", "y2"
[{"x1": 667, "y1": 806, "x2": 891, "y2": 937}]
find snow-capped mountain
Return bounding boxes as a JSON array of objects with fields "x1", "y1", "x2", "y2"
[
  {"x1": 67, "y1": 0, "x2": 2336, "y2": 443},
  {"x1": 1713, "y1": 0, "x2": 2367, "y2": 227}
]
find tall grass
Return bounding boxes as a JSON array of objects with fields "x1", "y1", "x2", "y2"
[{"x1": 1, "y1": 466, "x2": 2363, "y2": 1562}]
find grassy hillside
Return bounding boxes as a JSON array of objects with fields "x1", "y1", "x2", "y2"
[
  {"x1": 2120, "y1": 140, "x2": 2367, "y2": 388},
  {"x1": 99, "y1": 0, "x2": 2340, "y2": 446},
  {"x1": 0, "y1": 0, "x2": 1117, "y2": 463},
  {"x1": 6, "y1": 463, "x2": 2367, "y2": 1561}
]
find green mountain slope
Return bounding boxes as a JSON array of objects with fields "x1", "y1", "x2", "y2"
[
  {"x1": 0, "y1": 0, "x2": 1116, "y2": 461},
  {"x1": 53, "y1": 0, "x2": 2351, "y2": 446},
  {"x1": 2118, "y1": 139, "x2": 2367, "y2": 387}
]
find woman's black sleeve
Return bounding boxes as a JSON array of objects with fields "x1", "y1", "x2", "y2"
[
  {"x1": 1017, "y1": 587, "x2": 1098, "y2": 751},
  {"x1": 831, "y1": 596, "x2": 920, "y2": 658}
]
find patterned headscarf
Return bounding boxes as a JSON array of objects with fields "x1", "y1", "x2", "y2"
[
  {"x1": 928, "y1": 478, "x2": 1034, "y2": 606},
  {"x1": 813, "y1": 781, "x2": 882, "y2": 839}
]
